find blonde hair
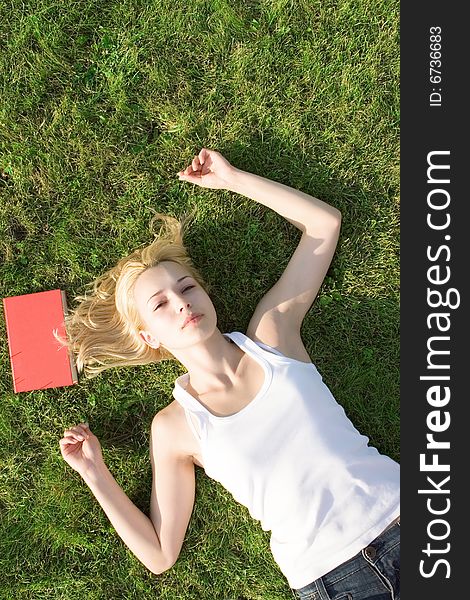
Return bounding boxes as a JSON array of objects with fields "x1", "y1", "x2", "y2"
[{"x1": 58, "y1": 212, "x2": 208, "y2": 379}]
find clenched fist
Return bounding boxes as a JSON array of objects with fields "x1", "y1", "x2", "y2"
[
  {"x1": 177, "y1": 148, "x2": 237, "y2": 190},
  {"x1": 59, "y1": 422, "x2": 104, "y2": 478}
]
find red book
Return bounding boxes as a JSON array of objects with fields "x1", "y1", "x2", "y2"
[{"x1": 2, "y1": 289, "x2": 78, "y2": 393}]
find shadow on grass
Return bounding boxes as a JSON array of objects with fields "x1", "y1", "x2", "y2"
[{"x1": 1, "y1": 133, "x2": 399, "y2": 600}]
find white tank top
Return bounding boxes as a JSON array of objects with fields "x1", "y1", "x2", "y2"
[{"x1": 172, "y1": 332, "x2": 400, "y2": 589}]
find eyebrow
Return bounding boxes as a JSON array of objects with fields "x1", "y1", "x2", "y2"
[{"x1": 146, "y1": 276, "x2": 192, "y2": 305}]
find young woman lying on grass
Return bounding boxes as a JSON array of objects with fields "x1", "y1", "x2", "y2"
[{"x1": 59, "y1": 148, "x2": 400, "y2": 599}]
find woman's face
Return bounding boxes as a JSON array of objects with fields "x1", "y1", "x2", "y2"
[{"x1": 133, "y1": 261, "x2": 217, "y2": 352}]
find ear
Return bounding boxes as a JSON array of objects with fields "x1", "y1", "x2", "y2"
[{"x1": 139, "y1": 330, "x2": 160, "y2": 349}]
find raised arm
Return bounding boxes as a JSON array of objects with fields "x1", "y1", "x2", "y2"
[
  {"x1": 178, "y1": 149, "x2": 342, "y2": 359},
  {"x1": 59, "y1": 417, "x2": 195, "y2": 574},
  {"x1": 227, "y1": 167, "x2": 341, "y2": 357},
  {"x1": 178, "y1": 148, "x2": 341, "y2": 232}
]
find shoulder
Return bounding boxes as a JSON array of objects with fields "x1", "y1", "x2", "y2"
[
  {"x1": 245, "y1": 317, "x2": 312, "y2": 363},
  {"x1": 152, "y1": 399, "x2": 182, "y2": 425},
  {"x1": 151, "y1": 401, "x2": 197, "y2": 463}
]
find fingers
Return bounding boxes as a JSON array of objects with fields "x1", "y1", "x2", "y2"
[
  {"x1": 59, "y1": 437, "x2": 77, "y2": 451},
  {"x1": 186, "y1": 155, "x2": 201, "y2": 175},
  {"x1": 191, "y1": 156, "x2": 200, "y2": 171},
  {"x1": 62, "y1": 423, "x2": 90, "y2": 443},
  {"x1": 180, "y1": 164, "x2": 196, "y2": 177},
  {"x1": 199, "y1": 148, "x2": 213, "y2": 175},
  {"x1": 178, "y1": 149, "x2": 210, "y2": 178}
]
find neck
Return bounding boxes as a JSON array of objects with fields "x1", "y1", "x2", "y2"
[{"x1": 168, "y1": 329, "x2": 243, "y2": 395}]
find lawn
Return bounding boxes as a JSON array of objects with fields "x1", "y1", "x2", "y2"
[{"x1": 0, "y1": 0, "x2": 399, "y2": 598}]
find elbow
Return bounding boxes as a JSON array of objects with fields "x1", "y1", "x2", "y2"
[
  {"x1": 149, "y1": 554, "x2": 177, "y2": 575},
  {"x1": 305, "y1": 208, "x2": 342, "y2": 236},
  {"x1": 149, "y1": 562, "x2": 172, "y2": 576},
  {"x1": 149, "y1": 566, "x2": 168, "y2": 576},
  {"x1": 330, "y1": 207, "x2": 342, "y2": 225},
  {"x1": 327, "y1": 208, "x2": 342, "y2": 233},
  {"x1": 149, "y1": 564, "x2": 169, "y2": 576}
]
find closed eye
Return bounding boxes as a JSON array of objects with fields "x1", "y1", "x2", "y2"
[{"x1": 153, "y1": 286, "x2": 194, "y2": 311}]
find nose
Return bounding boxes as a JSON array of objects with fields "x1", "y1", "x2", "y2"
[{"x1": 179, "y1": 302, "x2": 191, "y2": 313}]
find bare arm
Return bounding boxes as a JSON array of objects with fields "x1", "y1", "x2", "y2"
[
  {"x1": 227, "y1": 168, "x2": 341, "y2": 234},
  {"x1": 148, "y1": 410, "x2": 196, "y2": 569},
  {"x1": 82, "y1": 462, "x2": 169, "y2": 574},
  {"x1": 226, "y1": 168, "x2": 341, "y2": 356},
  {"x1": 60, "y1": 418, "x2": 195, "y2": 575},
  {"x1": 178, "y1": 149, "x2": 342, "y2": 358},
  {"x1": 179, "y1": 149, "x2": 341, "y2": 233}
]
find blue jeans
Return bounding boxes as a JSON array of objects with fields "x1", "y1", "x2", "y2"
[{"x1": 293, "y1": 520, "x2": 400, "y2": 600}]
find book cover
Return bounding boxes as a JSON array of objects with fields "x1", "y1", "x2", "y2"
[{"x1": 2, "y1": 289, "x2": 78, "y2": 393}]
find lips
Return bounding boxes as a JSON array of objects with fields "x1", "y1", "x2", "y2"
[{"x1": 182, "y1": 314, "x2": 203, "y2": 328}]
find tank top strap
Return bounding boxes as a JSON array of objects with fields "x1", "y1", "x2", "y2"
[
  {"x1": 224, "y1": 331, "x2": 286, "y2": 358},
  {"x1": 172, "y1": 373, "x2": 210, "y2": 442},
  {"x1": 256, "y1": 342, "x2": 284, "y2": 356},
  {"x1": 172, "y1": 372, "x2": 204, "y2": 412},
  {"x1": 171, "y1": 331, "x2": 278, "y2": 441},
  {"x1": 183, "y1": 408, "x2": 206, "y2": 442}
]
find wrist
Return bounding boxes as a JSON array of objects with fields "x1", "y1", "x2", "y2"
[
  {"x1": 224, "y1": 167, "x2": 245, "y2": 192},
  {"x1": 225, "y1": 168, "x2": 265, "y2": 196},
  {"x1": 81, "y1": 460, "x2": 108, "y2": 486}
]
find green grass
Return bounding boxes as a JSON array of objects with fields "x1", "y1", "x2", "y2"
[{"x1": 0, "y1": 0, "x2": 399, "y2": 598}]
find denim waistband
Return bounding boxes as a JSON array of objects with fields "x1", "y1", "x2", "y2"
[
  {"x1": 294, "y1": 518, "x2": 401, "y2": 599},
  {"x1": 326, "y1": 518, "x2": 400, "y2": 586}
]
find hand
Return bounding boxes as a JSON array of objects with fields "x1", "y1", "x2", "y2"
[
  {"x1": 177, "y1": 148, "x2": 237, "y2": 190},
  {"x1": 59, "y1": 422, "x2": 104, "y2": 478}
]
